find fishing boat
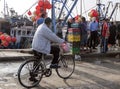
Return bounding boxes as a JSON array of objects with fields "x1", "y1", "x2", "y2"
[{"x1": 0, "y1": 0, "x2": 120, "y2": 49}]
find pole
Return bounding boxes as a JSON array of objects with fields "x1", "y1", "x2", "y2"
[
  {"x1": 51, "y1": 0, "x2": 56, "y2": 33},
  {"x1": 4, "y1": 0, "x2": 5, "y2": 18},
  {"x1": 80, "y1": 0, "x2": 82, "y2": 16},
  {"x1": 62, "y1": 0, "x2": 78, "y2": 25},
  {"x1": 58, "y1": 0, "x2": 67, "y2": 20},
  {"x1": 97, "y1": 0, "x2": 101, "y2": 19}
]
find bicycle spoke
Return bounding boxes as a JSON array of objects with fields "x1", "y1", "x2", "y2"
[
  {"x1": 56, "y1": 55, "x2": 75, "y2": 79},
  {"x1": 18, "y1": 60, "x2": 43, "y2": 88}
]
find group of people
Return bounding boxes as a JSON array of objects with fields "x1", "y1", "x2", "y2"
[
  {"x1": 32, "y1": 15, "x2": 120, "y2": 70},
  {"x1": 65, "y1": 16, "x2": 120, "y2": 53},
  {"x1": 89, "y1": 17, "x2": 120, "y2": 53}
]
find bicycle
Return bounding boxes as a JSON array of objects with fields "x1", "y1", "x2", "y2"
[{"x1": 17, "y1": 45, "x2": 75, "y2": 88}]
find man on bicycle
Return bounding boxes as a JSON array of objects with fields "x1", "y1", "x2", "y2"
[{"x1": 32, "y1": 17, "x2": 65, "y2": 68}]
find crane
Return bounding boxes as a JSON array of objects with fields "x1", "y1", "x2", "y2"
[
  {"x1": 109, "y1": 2, "x2": 120, "y2": 20},
  {"x1": 104, "y1": 1, "x2": 113, "y2": 19},
  {"x1": 51, "y1": 0, "x2": 78, "y2": 32},
  {"x1": 96, "y1": 0, "x2": 120, "y2": 21}
]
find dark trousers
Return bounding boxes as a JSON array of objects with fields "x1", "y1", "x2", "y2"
[
  {"x1": 50, "y1": 45, "x2": 60, "y2": 64},
  {"x1": 90, "y1": 31, "x2": 98, "y2": 48},
  {"x1": 101, "y1": 37, "x2": 108, "y2": 53},
  {"x1": 32, "y1": 45, "x2": 60, "y2": 75},
  {"x1": 33, "y1": 45, "x2": 60, "y2": 64},
  {"x1": 57, "y1": 32, "x2": 63, "y2": 39}
]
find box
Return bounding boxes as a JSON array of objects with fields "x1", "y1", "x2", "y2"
[
  {"x1": 67, "y1": 34, "x2": 80, "y2": 42},
  {"x1": 70, "y1": 47, "x2": 80, "y2": 54},
  {"x1": 71, "y1": 23, "x2": 80, "y2": 28},
  {"x1": 70, "y1": 42, "x2": 80, "y2": 47},
  {"x1": 68, "y1": 28, "x2": 80, "y2": 35}
]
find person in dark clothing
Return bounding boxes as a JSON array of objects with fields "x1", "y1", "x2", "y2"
[
  {"x1": 108, "y1": 22, "x2": 117, "y2": 46},
  {"x1": 65, "y1": 18, "x2": 75, "y2": 41},
  {"x1": 89, "y1": 17, "x2": 99, "y2": 52},
  {"x1": 79, "y1": 17, "x2": 88, "y2": 51},
  {"x1": 56, "y1": 19, "x2": 63, "y2": 38},
  {"x1": 116, "y1": 24, "x2": 120, "y2": 46}
]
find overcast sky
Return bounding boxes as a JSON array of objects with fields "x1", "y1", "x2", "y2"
[{"x1": 0, "y1": 0, "x2": 120, "y2": 21}]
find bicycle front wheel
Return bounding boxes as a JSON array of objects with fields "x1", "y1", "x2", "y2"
[
  {"x1": 17, "y1": 59, "x2": 43, "y2": 88},
  {"x1": 56, "y1": 55, "x2": 75, "y2": 79}
]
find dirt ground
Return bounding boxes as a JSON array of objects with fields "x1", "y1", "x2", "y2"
[{"x1": 0, "y1": 57, "x2": 120, "y2": 89}]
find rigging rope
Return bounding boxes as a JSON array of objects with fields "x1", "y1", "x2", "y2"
[
  {"x1": 75, "y1": 4, "x2": 78, "y2": 15},
  {"x1": 82, "y1": 5, "x2": 97, "y2": 14},
  {"x1": 22, "y1": 1, "x2": 38, "y2": 16}
]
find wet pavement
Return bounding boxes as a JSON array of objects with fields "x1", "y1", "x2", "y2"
[
  {"x1": 0, "y1": 58, "x2": 120, "y2": 89},
  {"x1": 0, "y1": 46, "x2": 120, "y2": 89}
]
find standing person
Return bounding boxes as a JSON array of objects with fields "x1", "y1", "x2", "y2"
[
  {"x1": 101, "y1": 18, "x2": 110, "y2": 53},
  {"x1": 16, "y1": 31, "x2": 21, "y2": 49},
  {"x1": 32, "y1": 17, "x2": 65, "y2": 68},
  {"x1": 108, "y1": 22, "x2": 117, "y2": 47},
  {"x1": 89, "y1": 17, "x2": 99, "y2": 52},
  {"x1": 65, "y1": 18, "x2": 75, "y2": 41},
  {"x1": 79, "y1": 16, "x2": 88, "y2": 51},
  {"x1": 36, "y1": 14, "x2": 45, "y2": 26},
  {"x1": 56, "y1": 19, "x2": 63, "y2": 38}
]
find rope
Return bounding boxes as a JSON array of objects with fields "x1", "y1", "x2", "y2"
[
  {"x1": 82, "y1": 5, "x2": 97, "y2": 14},
  {"x1": 22, "y1": 1, "x2": 38, "y2": 16},
  {"x1": 75, "y1": 4, "x2": 78, "y2": 15}
]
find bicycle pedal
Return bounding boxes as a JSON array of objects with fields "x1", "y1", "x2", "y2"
[
  {"x1": 44, "y1": 69, "x2": 52, "y2": 77},
  {"x1": 50, "y1": 64, "x2": 61, "y2": 69},
  {"x1": 29, "y1": 77, "x2": 38, "y2": 83}
]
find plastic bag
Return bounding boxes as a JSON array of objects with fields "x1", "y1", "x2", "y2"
[{"x1": 61, "y1": 43, "x2": 70, "y2": 53}]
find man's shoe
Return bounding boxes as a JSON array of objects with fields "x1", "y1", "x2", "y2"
[
  {"x1": 50, "y1": 64, "x2": 60, "y2": 69},
  {"x1": 93, "y1": 47, "x2": 97, "y2": 49}
]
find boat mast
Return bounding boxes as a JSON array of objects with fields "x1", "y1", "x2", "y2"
[
  {"x1": 3, "y1": 0, "x2": 5, "y2": 18},
  {"x1": 3, "y1": 0, "x2": 9, "y2": 18},
  {"x1": 96, "y1": 0, "x2": 105, "y2": 20},
  {"x1": 96, "y1": 0, "x2": 101, "y2": 20}
]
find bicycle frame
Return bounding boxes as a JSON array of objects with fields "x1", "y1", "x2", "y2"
[{"x1": 35, "y1": 54, "x2": 52, "y2": 72}]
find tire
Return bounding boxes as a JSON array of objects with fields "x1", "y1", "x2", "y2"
[
  {"x1": 18, "y1": 59, "x2": 43, "y2": 88},
  {"x1": 56, "y1": 55, "x2": 75, "y2": 79}
]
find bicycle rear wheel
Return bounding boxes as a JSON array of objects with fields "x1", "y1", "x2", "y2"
[
  {"x1": 56, "y1": 55, "x2": 75, "y2": 79},
  {"x1": 18, "y1": 59, "x2": 43, "y2": 88}
]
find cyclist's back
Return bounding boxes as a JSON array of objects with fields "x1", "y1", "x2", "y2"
[{"x1": 32, "y1": 17, "x2": 65, "y2": 68}]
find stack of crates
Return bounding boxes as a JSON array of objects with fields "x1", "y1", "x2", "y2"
[{"x1": 67, "y1": 23, "x2": 81, "y2": 54}]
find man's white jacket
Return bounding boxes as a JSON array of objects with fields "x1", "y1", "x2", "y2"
[{"x1": 32, "y1": 23, "x2": 64, "y2": 54}]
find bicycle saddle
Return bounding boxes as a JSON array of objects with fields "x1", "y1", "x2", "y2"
[{"x1": 33, "y1": 50, "x2": 43, "y2": 59}]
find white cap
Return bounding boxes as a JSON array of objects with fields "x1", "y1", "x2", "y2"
[{"x1": 92, "y1": 17, "x2": 96, "y2": 22}]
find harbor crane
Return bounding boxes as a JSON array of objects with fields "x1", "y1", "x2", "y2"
[{"x1": 51, "y1": 0, "x2": 78, "y2": 32}]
